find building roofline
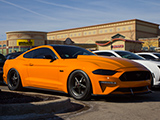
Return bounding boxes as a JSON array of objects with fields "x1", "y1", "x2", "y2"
[
  {"x1": 6, "y1": 31, "x2": 47, "y2": 34},
  {"x1": 96, "y1": 38, "x2": 143, "y2": 46},
  {"x1": 48, "y1": 19, "x2": 159, "y2": 33}
]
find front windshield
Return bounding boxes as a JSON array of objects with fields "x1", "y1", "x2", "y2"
[
  {"x1": 115, "y1": 51, "x2": 144, "y2": 60},
  {"x1": 52, "y1": 45, "x2": 95, "y2": 59}
]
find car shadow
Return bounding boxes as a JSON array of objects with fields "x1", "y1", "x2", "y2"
[
  {"x1": 1, "y1": 83, "x2": 160, "y2": 103},
  {"x1": 22, "y1": 87, "x2": 70, "y2": 97},
  {"x1": 0, "y1": 81, "x2": 7, "y2": 86},
  {"x1": 91, "y1": 89, "x2": 160, "y2": 103},
  {"x1": 24, "y1": 87, "x2": 160, "y2": 103}
]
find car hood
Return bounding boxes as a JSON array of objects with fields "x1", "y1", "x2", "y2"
[
  {"x1": 133, "y1": 60, "x2": 158, "y2": 67},
  {"x1": 77, "y1": 55, "x2": 145, "y2": 70},
  {"x1": 133, "y1": 59, "x2": 159, "y2": 71},
  {"x1": 148, "y1": 60, "x2": 160, "y2": 66}
]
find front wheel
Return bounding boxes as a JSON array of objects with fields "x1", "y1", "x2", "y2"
[
  {"x1": 67, "y1": 70, "x2": 92, "y2": 100},
  {"x1": 7, "y1": 68, "x2": 22, "y2": 91}
]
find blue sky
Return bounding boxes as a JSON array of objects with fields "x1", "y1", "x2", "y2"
[{"x1": 0, "y1": 0, "x2": 160, "y2": 40}]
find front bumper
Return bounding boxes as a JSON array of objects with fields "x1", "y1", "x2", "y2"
[
  {"x1": 91, "y1": 67, "x2": 152, "y2": 95},
  {"x1": 111, "y1": 86, "x2": 151, "y2": 95}
]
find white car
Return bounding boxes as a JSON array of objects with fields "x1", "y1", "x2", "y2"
[
  {"x1": 136, "y1": 52, "x2": 160, "y2": 61},
  {"x1": 93, "y1": 50, "x2": 160, "y2": 88}
]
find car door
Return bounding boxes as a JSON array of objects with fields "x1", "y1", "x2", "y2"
[{"x1": 23, "y1": 47, "x2": 61, "y2": 90}]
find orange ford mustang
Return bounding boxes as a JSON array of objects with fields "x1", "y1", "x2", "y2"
[{"x1": 3, "y1": 45, "x2": 151, "y2": 100}]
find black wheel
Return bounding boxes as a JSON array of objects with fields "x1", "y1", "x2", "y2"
[
  {"x1": 7, "y1": 68, "x2": 22, "y2": 91},
  {"x1": 68, "y1": 70, "x2": 92, "y2": 100}
]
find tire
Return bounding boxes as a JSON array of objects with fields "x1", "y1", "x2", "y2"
[
  {"x1": 7, "y1": 68, "x2": 22, "y2": 91},
  {"x1": 68, "y1": 70, "x2": 92, "y2": 100}
]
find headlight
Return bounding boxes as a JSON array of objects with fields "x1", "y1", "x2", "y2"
[{"x1": 92, "y1": 69, "x2": 117, "y2": 75}]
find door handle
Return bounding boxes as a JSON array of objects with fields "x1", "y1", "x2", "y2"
[{"x1": 29, "y1": 63, "x2": 33, "y2": 66}]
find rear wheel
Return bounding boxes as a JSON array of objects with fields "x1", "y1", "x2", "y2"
[
  {"x1": 68, "y1": 70, "x2": 92, "y2": 100},
  {"x1": 7, "y1": 68, "x2": 22, "y2": 91}
]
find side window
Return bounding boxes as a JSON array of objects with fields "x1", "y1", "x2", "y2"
[
  {"x1": 24, "y1": 48, "x2": 56, "y2": 59},
  {"x1": 139, "y1": 54, "x2": 155, "y2": 60},
  {"x1": 96, "y1": 52, "x2": 116, "y2": 57},
  {"x1": 23, "y1": 50, "x2": 35, "y2": 58}
]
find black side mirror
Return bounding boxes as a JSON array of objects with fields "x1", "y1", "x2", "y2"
[{"x1": 43, "y1": 55, "x2": 56, "y2": 62}]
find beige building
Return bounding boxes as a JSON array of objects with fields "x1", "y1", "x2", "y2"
[
  {"x1": 0, "y1": 40, "x2": 7, "y2": 55},
  {"x1": 0, "y1": 19, "x2": 159, "y2": 55},
  {"x1": 96, "y1": 38, "x2": 143, "y2": 51},
  {"x1": 3, "y1": 31, "x2": 47, "y2": 54},
  {"x1": 47, "y1": 19, "x2": 159, "y2": 43}
]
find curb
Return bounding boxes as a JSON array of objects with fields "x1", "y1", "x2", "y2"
[
  {"x1": 0, "y1": 98, "x2": 71, "y2": 116},
  {"x1": 0, "y1": 90, "x2": 73, "y2": 120}
]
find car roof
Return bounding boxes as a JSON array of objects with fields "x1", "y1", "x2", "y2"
[
  {"x1": 137, "y1": 52, "x2": 160, "y2": 54},
  {"x1": 93, "y1": 50, "x2": 128, "y2": 52},
  {"x1": 49, "y1": 44, "x2": 79, "y2": 47},
  {"x1": 136, "y1": 52, "x2": 160, "y2": 55}
]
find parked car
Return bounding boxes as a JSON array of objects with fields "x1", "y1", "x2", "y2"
[
  {"x1": 0, "y1": 54, "x2": 6, "y2": 81},
  {"x1": 93, "y1": 50, "x2": 160, "y2": 88},
  {"x1": 136, "y1": 52, "x2": 160, "y2": 61},
  {"x1": 3, "y1": 45, "x2": 151, "y2": 100},
  {"x1": 5, "y1": 52, "x2": 23, "y2": 60}
]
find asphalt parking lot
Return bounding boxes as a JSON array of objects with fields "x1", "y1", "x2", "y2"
[{"x1": 1, "y1": 82, "x2": 160, "y2": 120}]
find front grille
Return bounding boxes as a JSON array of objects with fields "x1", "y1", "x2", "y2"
[{"x1": 119, "y1": 71, "x2": 151, "y2": 81}]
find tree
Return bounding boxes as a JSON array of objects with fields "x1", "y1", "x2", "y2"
[{"x1": 143, "y1": 39, "x2": 157, "y2": 51}]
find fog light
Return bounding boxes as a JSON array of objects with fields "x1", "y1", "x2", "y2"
[
  {"x1": 99, "y1": 81, "x2": 117, "y2": 92},
  {"x1": 100, "y1": 81, "x2": 117, "y2": 84}
]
